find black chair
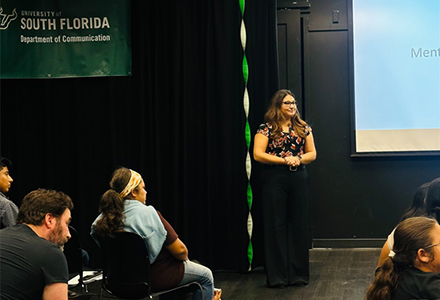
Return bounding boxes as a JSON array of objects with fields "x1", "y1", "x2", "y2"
[
  {"x1": 98, "y1": 231, "x2": 203, "y2": 300},
  {"x1": 64, "y1": 226, "x2": 88, "y2": 292}
]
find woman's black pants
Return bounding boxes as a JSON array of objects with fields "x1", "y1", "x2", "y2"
[{"x1": 260, "y1": 165, "x2": 310, "y2": 287}]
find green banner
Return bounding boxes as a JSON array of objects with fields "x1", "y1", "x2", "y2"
[{"x1": 0, "y1": 0, "x2": 131, "y2": 78}]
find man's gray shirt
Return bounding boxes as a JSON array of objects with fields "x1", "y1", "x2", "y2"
[{"x1": 0, "y1": 192, "x2": 18, "y2": 229}]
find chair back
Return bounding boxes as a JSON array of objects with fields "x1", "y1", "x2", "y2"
[
  {"x1": 98, "y1": 231, "x2": 151, "y2": 299},
  {"x1": 64, "y1": 226, "x2": 85, "y2": 286}
]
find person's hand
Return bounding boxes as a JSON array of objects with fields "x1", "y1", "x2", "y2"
[
  {"x1": 284, "y1": 156, "x2": 300, "y2": 167},
  {"x1": 213, "y1": 288, "x2": 222, "y2": 300}
]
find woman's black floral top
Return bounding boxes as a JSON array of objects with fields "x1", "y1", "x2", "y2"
[{"x1": 256, "y1": 122, "x2": 310, "y2": 158}]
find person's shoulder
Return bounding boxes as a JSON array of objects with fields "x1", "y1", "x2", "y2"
[
  {"x1": 392, "y1": 268, "x2": 439, "y2": 300},
  {"x1": 2, "y1": 225, "x2": 62, "y2": 253},
  {"x1": 256, "y1": 123, "x2": 272, "y2": 134},
  {"x1": 33, "y1": 235, "x2": 66, "y2": 261},
  {"x1": 126, "y1": 200, "x2": 155, "y2": 210},
  {"x1": 404, "y1": 267, "x2": 440, "y2": 278},
  {"x1": 42, "y1": 240, "x2": 65, "y2": 254},
  {"x1": 0, "y1": 193, "x2": 17, "y2": 206},
  {"x1": 0, "y1": 192, "x2": 9, "y2": 202},
  {"x1": 140, "y1": 204, "x2": 157, "y2": 214},
  {"x1": 0, "y1": 224, "x2": 27, "y2": 235},
  {"x1": 125, "y1": 200, "x2": 146, "y2": 210},
  {"x1": 300, "y1": 124, "x2": 312, "y2": 136},
  {"x1": 260, "y1": 122, "x2": 273, "y2": 128},
  {"x1": 401, "y1": 266, "x2": 440, "y2": 295},
  {"x1": 125, "y1": 201, "x2": 157, "y2": 218}
]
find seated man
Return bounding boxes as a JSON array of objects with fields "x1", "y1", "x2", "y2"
[
  {"x1": 0, "y1": 156, "x2": 18, "y2": 229},
  {"x1": 0, "y1": 188, "x2": 73, "y2": 300}
]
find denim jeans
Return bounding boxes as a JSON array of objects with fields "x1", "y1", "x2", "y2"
[{"x1": 179, "y1": 260, "x2": 214, "y2": 300}]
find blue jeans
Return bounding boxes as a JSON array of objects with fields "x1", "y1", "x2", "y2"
[{"x1": 179, "y1": 260, "x2": 214, "y2": 300}]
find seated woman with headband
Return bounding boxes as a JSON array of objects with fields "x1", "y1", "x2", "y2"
[{"x1": 91, "y1": 167, "x2": 221, "y2": 300}]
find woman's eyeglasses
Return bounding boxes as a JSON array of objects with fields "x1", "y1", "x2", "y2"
[
  {"x1": 282, "y1": 101, "x2": 297, "y2": 106},
  {"x1": 424, "y1": 241, "x2": 440, "y2": 249}
]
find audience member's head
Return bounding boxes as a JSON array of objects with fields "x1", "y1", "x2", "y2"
[
  {"x1": 425, "y1": 178, "x2": 440, "y2": 222},
  {"x1": 392, "y1": 217, "x2": 439, "y2": 271},
  {"x1": 0, "y1": 157, "x2": 12, "y2": 169},
  {"x1": 17, "y1": 188, "x2": 74, "y2": 247},
  {"x1": 0, "y1": 157, "x2": 13, "y2": 194},
  {"x1": 109, "y1": 167, "x2": 143, "y2": 198},
  {"x1": 367, "y1": 217, "x2": 440, "y2": 300},
  {"x1": 94, "y1": 167, "x2": 145, "y2": 236},
  {"x1": 400, "y1": 182, "x2": 430, "y2": 221}
]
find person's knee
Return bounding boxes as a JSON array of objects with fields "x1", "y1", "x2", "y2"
[
  {"x1": 199, "y1": 265, "x2": 214, "y2": 284},
  {"x1": 184, "y1": 260, "x2": 214, "y2": 285},
  {"x1": 206, "y1": 267, "x2": 214, "y2": 284}
]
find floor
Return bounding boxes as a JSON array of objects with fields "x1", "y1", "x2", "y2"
[
  {"x1": 213, "y1": 248, "x2": 379, "y2": 300},
  {"x1": 73, "y1": 248, "x2": 380, "y2": 300}
]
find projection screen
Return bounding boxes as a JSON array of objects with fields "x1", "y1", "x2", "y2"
[{"x1": 350, "y1": 0, "x2": 440, "y2": 155}]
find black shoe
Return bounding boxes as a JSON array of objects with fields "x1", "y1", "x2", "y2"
[
  {"x1": 289, "y1": 280, "x2": 308, "y2": 287},
  {"x1": 268, "y1": 283, "x2": 286, "y2": 289}
]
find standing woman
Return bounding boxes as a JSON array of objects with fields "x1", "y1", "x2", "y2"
[{"x1": 254, "y1": 89, "x2": 317, "y2": 288}]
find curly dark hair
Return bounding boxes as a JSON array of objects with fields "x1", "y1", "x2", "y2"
[
  {"x1": 93, "y1": 167, "x2": 135, "y2": 236},
  {"x1": 17, "y1": 189, "x2": 73, "y2": 225},
  {"x1": 93, "y1": 189, "x2": 125, "y2": 236},
  {"x1": 0, "y1": 157, "x2": 12, "y2": 170}
]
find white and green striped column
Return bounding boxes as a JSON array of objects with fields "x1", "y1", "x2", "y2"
[{"x1": 240, "y1": 0, "x2": 253, "y2": 271}]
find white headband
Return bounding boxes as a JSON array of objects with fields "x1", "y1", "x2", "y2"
[{"x1": 119, "y1": 169, "x2": 142, "y2": 198}]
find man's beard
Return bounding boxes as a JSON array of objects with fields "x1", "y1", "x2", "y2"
[{"x1": 49, "y1": 221, "x2": 68, "y2": 248}]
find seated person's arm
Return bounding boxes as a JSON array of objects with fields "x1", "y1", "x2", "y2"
[
  {"x1": 42, "y1": 282, "x2": 68, "y2": 300},
  {"x1": 165, "y1": 238, "x2": 189, "y2": 261},
  {"x1": 377, "y1": 240, "x2": 391, "y2": 268}
]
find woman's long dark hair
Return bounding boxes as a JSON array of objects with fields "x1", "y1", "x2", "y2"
[
  {"x1": 425, "y1": 178, "x2": 440, "y2": 223},
  {"x1": 264, "y1": 89, "x2": 309, "y2": 139},
  {"x1": 365, "y1": 217, "x2": 436, "y2": 300},
  {"x1": 93, "y1": 167, "x2": 132, "y2": 236},
  {"x1": 400, "y1": 182, "x2": 430, "y2": 221}
]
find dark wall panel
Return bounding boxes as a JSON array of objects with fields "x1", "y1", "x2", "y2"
[{"x1": 306, "y1": 0, "x2": 440, "y2": 241}]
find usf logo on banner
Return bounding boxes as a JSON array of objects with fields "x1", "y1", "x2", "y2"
[{"x1": 0, "y1": 0, "x2": 131, "y2": 78}]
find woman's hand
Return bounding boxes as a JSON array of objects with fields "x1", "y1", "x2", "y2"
[
  {"x1": 284, "y1": 156, "x2": 301, "y2": 167},
  {"x1": 254, "y1": 134, "x2": 294, "y2": 166}
]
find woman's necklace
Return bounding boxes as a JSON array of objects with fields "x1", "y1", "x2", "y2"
[{"x1": 281, "y1": 121, "x2": 291, "y2": 132}]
